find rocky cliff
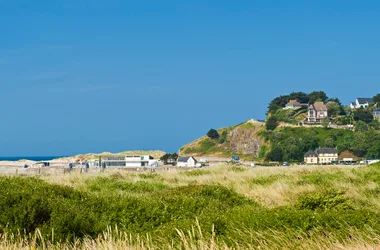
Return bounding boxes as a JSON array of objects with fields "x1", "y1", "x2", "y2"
[{"x1": 179, "y1": 120, "x2": 268, "y2": 160}]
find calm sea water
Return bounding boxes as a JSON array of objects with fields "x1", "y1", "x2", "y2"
[{"x1": 0, "y1": 156, "x2": 65, "y2": 161}]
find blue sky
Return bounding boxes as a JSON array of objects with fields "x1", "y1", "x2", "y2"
[{"x1": 1, "y1": 1, "x2": 379, "y2": 156}]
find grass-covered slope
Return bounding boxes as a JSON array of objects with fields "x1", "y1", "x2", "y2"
[
  {"x1": 2, "y1": 163, "x2": 380, "y2": 249},
  {"x1": 180, "y1": 120, "x2": 268, "y2": 160}
]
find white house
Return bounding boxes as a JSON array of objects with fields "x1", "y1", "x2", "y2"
[
  {"x1": 307, "y1": 102, "x2": 328, "y2": 123},
  {"x1": 88, "y1": 155, "x2": 158, "y2": 168},
  {"x1": 350, "y1": 98, "x2": 373, "y2": 109},
  {"x1": 125, "y1": 155, "x2": 157, "y2": 168},
  {"x1": 284, "y1": 100, "x2": 308, "y2": 110},
  {"x1": 177, "y1": 156, "x2": 198, "y2": 167}
]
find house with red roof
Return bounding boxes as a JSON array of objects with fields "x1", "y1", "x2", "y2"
[{"x1": 307, "y1": 102, "x2": 329, "y2": 123}]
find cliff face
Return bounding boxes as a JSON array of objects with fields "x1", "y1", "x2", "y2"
[
  {"x1": 180, "y1": 120, "x2": 268, "y2": 159},
  {"x1": 229, "y1": 124, "x2": 263, "y2": 156}
]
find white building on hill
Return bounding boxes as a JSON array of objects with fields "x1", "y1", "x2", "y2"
[{"x1": 350, "y1": 98, "x2": 373, "y2": 109}]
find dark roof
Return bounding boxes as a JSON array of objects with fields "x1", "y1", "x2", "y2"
[
  {"x1": 177, "y1": 156, "x2": 197, "y2": 162},
  {"x1": 316, "y1": 148, "x2": 338, "y2": 154},
  {"x1": 357, "y1": 98, "x2": 373, "y2": 105},
  {"x1": 304, "y1": 151, "x2": 318, "y2": 157}
]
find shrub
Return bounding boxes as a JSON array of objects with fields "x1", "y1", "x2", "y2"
[
  {"x1": 266, "y1": 116, "x2": 279, "y2": 131},
  {"x1": 207, "y1": 129, "x2": 219, "y2": 139},
  {"x1": 296, "y1": 190, "x2": 353, "y2": 211}
]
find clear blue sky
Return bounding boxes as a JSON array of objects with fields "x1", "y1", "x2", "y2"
[{"x1": 1, "y1": 1, "x2": 379, "y2": 156}]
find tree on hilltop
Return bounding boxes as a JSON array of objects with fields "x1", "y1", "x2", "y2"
[
  {"x1": 327, "y1": 97, "x2": 345, "y2": 115},
  {"x1": 288, "y1": 92, "x2": 309, "y2": 103},
  {"x1": 266, "y1": 116, "x2": 279, "y2": 131},
  {"x1": 326, "y1": 101, "x2": 341, "y2": 117},
  {"x1": 308, "y1": 91, "x2": 328, "y2": 104},
  {"x1": 207, "y1": 129, "x2": 219, "y2": 139},
  {"x1": 267, "y1": 95, "x2": 289, "y2": 114},
  {"x1": 373, "y1": 93, "x2": 380, "y2": 105}
]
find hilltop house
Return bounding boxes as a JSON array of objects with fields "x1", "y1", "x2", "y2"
[
  {"x1": 304, "y1": 148, "x2": 338, "y2": 165},
  {"x1": 350, "y1": 98, "x2": 373, "y2": 109},
  {"x1": 307, "y1": 102, "x2": 328, "y2": 123},
  {"x1": 284, "y1": 100, "x2": 308, "y2": 110},
  {"x1": 177, "y1": 156, "x2": 198, "y2": 167},
  {"x1": 373, "y1": 109, "x2": 380, "y2": 121}
]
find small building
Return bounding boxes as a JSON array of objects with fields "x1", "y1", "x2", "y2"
[
  {"x1": 304, "y1": 148, "x2": 338, "y2": 165},
  {"x1": 125, "y1": 155, "x2": 155, "y2": 167},
  {"x1": 338, "y1": 151, "x2": 357, "y2": 164},
  {"x1": 373, "y1": 109, "x2": 380, "y2": 121},
  {"x1": 307, "y1": 102, "x2": 328, "y2": 123},
  {"x1": 284, "y1": 100, "x2": 308, "y2": 110},
  {"x1": 350, "y1": 98, "x2": 373, "y2": 109},
  {"x1": 177, "y1": 156, "x2": 198, "y2": 167}
]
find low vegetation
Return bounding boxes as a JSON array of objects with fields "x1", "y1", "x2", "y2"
[{"x1": 2, "y1": 163, "x2": 380, "y2": 249}]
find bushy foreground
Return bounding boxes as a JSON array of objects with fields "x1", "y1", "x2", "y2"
[{"x1": 1, "y1": 163, "x2": 380, "y2": 249}]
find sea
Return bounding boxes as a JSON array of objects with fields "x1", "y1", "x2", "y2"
[{"x1": 0, "y1": 156, "x2": 66, "y2": 161}]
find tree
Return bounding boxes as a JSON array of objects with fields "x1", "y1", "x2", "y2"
[
  {"x1": 308, "y1": 91, "x2": 328, "y2": 104},
  {"x1": 322, "y1": 117, "x2": 330, "y2": 129},
  {"x1": 207, "y1": 129, "x2": 219, "y2": 139},
  {"x1": 160, "y1": 153, "x2": 179, "y2": 164},
  {"x1": 353, "y1": 108, "x2": 374, "y2": 124},
  {"x1": 267, "y1": 95, "x2": 289, "y2": 114},
  {"x1": 266, "y1": 147, "x2": 283, "y2": 161},
  {"x1": 288, "y1": 92, "x2": 309, "y2": 103},
  {"x1": 327, "y1": 98, "x2": 345, "y2": 115},
  {"x1": 373, "y1": 93, "x2": 380, "y2": 105},
  {"x1": 355, "y1": 121, "x2": 369, "y2": 133},
  {"x1": 160, "y1": 154, "x2": 171, "y2": 164},
  {"x1": 326, "y1": 101, "x2": 340, "y2": 117},
  {"x1": 266, "y1": 116, "x2": 279, "y2": 131},
  {"x1": 172, "y1": 153, "x2": 178, "y2": 160}
]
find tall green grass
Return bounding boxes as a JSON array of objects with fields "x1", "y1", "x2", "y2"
[{"x1": 1, "y1": 163, "x2": 380, "y2": 249}]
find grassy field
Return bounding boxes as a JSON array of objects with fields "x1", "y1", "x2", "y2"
[{"x1": 1, "y1": 163, "x2": 380, "y2": 249}]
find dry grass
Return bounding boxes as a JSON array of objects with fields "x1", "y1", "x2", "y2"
[
  {"x1": 42, "y1": 164, "x2": 376, "y2": 208},
  {"x1": 2, "y1": 224, "x2": 380, "y2": 250},
  {"x1": 3, "y1": 163, "x2": 380, "y2": 249}
]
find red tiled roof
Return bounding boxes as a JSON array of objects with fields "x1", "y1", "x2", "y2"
[
  {"x1": 310, "y1": 101, "x2": 328, "y2": 111},
  {"x1": 287, "y1": 99, "x2": 301, "y2": 105}
]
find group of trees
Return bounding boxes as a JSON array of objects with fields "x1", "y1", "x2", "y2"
[
  {"x1": 353, "y1": 109, "x2": 374, "y2": 124},
  {"x1": 160, "y1": 153, "x2": 178, "y2": 164},
  {"x1": 267, "y1": 91, "x2": 330, "y2": 114},
  {"x1": 264, "y1": 124, "x2": 380, "y2": 162},
  {"x1": 266, "y1": 91, "x2": 345, "y2": 131},
  {"x1": 263, "y1": 92, "x2": 380, "y2": 161}
]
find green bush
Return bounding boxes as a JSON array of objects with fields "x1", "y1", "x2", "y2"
[{"x1": 296, "y1": 190, "x2": 353, "y2": 211}]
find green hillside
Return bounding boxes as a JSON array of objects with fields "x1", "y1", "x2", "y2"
[{"x1": 180, "y1": 119, "x2": 380, "y2": 162}]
